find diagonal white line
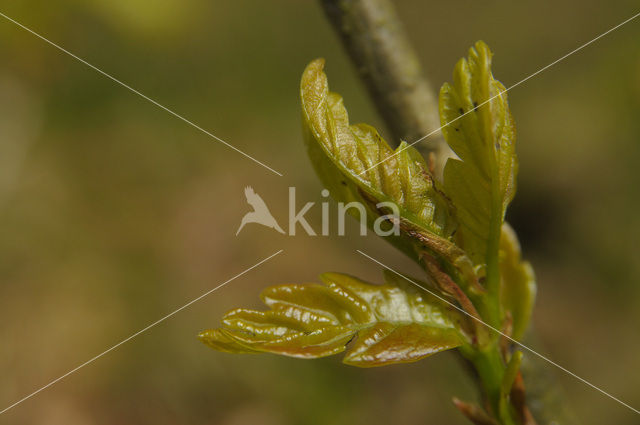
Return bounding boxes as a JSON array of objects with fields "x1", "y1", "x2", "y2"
[
  {"x1": 0, "y1": 249, "x2": 284, "y2": 416},
  {"x1": 0, "y1": 11, "x2": 283, "y2": 177},
  {"x1": 360, "y1": 10, "x2": 640, "y2": 176},
  {"x1": 357, "y1": 250, "x2": 640, "y2": 416}
]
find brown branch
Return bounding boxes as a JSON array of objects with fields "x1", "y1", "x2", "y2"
[{"x1": 318, "y1": 0, "x2": 451, "y2": 174}]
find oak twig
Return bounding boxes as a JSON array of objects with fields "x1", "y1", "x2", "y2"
[
  {"x1": 318, "y1": 0, "x2": 451, "y2": 174},
  {"x1": 318, "y1": 2, "x2": 575, "y2": 424}
]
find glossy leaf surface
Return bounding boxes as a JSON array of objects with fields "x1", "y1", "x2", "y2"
[
  {"x1": 200, "y1": 271, "x2": 466, "y2": 367},
  {"x1": 301, "y1": 59, "x2": 456, "y2": 244},
  {"x1": 439, "y1": 41, "x2": 517, "y2": 266}
]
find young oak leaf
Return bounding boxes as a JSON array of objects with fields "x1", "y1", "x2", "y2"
[
  {"x1": 499, "y1": 223, "x2": 536, "y2": 340},
  {"x1": 199, "y1": 271, "x2": 468, "y2": 367},
  {"x1": 300, "y1": 59, "x2": 456, "y2": 248},
  {"x1": 301, "y1": 58, "x2": 484, "y2": 301},
  {"x1": 440, "y1": 41, "x2": 517, "y2": 267}
]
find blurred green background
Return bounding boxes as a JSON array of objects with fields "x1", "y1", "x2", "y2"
[{"x1": 1, "y1": 1, "x2": 639, "y2": 424}]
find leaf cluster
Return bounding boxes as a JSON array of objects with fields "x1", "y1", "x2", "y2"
[{"x1": 200, "y1": 41, "x2": 538, "y2": 424}]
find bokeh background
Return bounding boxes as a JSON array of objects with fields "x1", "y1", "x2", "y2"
[{"x1": 1, "y1": 1, "x2": 639, "y2": 424}]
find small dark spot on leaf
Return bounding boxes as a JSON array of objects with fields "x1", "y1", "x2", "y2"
[
  {"x1": 473, "y1": 101, "x2": 478, "y2": 111},
  {"x1": 341, "y1": 180, "x2": 347, "y2": 186},
  {"x1": 454, "y1": 127, "x2": 459, "y2": 132},
  {"x1": 458, "y1": 107, "x2": 464, "y2": 115}
]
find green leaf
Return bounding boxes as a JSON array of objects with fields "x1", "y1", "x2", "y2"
[
  {"x1": 500, "y1": 350, "x2": 523, "y2": 398},
  {"x1": 300, "y1": 59, "x2": 456, "y2": 260},
  {"x1": 439, "y1": 41, "x2": 517, "y2": 268},
  {"x1": 199, "y1": 271, "x2": 467, "y2": 367},
  {"x1": 499, "y1": 223, "x2": 536, "y2": 340},
  {"x1": 499, "y1": 350, "x2": 523, "y2": 424}
]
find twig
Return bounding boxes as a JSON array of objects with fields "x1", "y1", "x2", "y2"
[
  {"x1": 318, "y1": 0, "x2": 451, "y2": 174},
  {"x1": 318, "y1": 2, "x2": 575, "y2": 423}
]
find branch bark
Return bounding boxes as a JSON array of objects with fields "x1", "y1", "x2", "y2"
[{"x1": 318, "y1": 0, "x2": 450, "y2": 174}]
